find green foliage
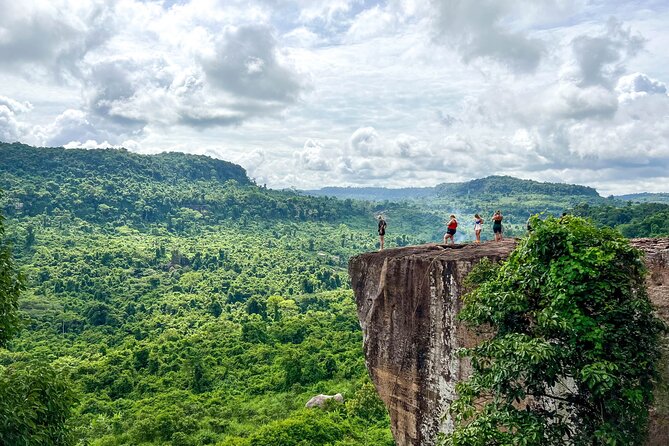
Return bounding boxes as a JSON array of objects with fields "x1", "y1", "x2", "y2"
[
  {"x1": 0, "y1": 145, "x2": 402, "y2": 445},
  {"x1": 345, "y1": 382, "x2": 388, "y2": 421},
  {"x1": 6, "y1": 143, "x2": 668, "y2": 445},
  {"x1": 433, "y1": 176, "x2": 599, "y2": 198},
  {"x1": 1, "y1": 200, "x2": 76, "y2": 445},
  {"x1": 0, "y1": 361, "x2": 76, "y2": 446},
  {"x1": 615, "y1": 193, "x2": 669, "y2": 205},
  {"x1": 310, "y1": 176, "x2": 609, "y2": 240},
  {"x1": 244, "y1": 410, "x2": 346, "y2": 446},
  {"x1": 0, "y1": 142, "x2": 442, "y2": 242},
  {"x1": 311, "y1": 176, "x2": 599, "y2": 202},
  {"x1": 0, "y1": 208, "x2": 23, "y2": 346},
  {"x1": 445, "y1": 216, "x2": 664, "y2": 445},
  {"x1": 572, "y1": 202, "x2": 669, "y2": 237}
]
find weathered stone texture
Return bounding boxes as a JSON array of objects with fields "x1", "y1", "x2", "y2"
[{"x1": 349, "y1": 238, "x2": 669, "y2": 446}]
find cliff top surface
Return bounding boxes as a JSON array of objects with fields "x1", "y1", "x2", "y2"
[
  {"x1": 351, "y1": 237, "x2": 669, "y2": 265},
  {"x1": 351, "y1": 238, "x2": 519, "y2": 264}
]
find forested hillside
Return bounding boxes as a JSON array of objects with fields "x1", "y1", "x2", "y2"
[
  {"x1": 307, "y1": 176, "x2": 599, "y2": 202},
  {"x1": 0, "y1": 143, "x2": 448, "y2": 446},
  {"x1": 1, "y1": 143, "x2": 668, "y2": 446},
  {"x1": 305, "y1": 186, "x2": 434, "y2": 202},
  {"x1": 615, "y1": 192, "x2": 669, "y2": 205},
  {"x1": 0, "y1": 142, "x2": 441, "y2": 241},
  {"x1": 571, "y1": 202, "x2": 669, "y2": 238}
]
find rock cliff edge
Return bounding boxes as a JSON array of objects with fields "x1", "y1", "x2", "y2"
[{"x1": 349, "y1": 238, "x2": 669, "y2": 446}]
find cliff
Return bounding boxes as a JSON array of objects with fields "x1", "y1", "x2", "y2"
[{"x1": 349, "y1": 238, "x2": 669, "y2": 446}]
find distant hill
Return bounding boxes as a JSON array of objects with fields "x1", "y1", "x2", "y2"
[
  {"x1": 305, "y1": 175, "x2": 601, "y2": 202},
  {"x1": 0, "y1": 142, "x2": 442, "y2": 239},
  {"x1": 0, "y1": 142, "x2": 251, "y2": 184},
  {"x1": 0, "y1": 142, "x2": 356, "y2": 226},
  {"x1": 616, "y1": 193, "x2": 669, "y2": 205},
  {"x1": 303, "y1": 186, "x2": 434, "y2": 201},
  {"x1": 433, "y1": 176, "x2": 599, "y2": 198}
]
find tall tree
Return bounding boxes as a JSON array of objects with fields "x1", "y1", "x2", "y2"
[
  {"x1": 0, "y1": 201, "x2": 76, "y2": 445},
  {"x1": 0, "y1": 202, "x2": 22, "y2": 346}
]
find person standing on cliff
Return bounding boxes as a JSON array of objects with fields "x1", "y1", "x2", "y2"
[
  {"x1": 474, "y1": 214, "x2": 484, "y2": 243},
  {"x1": 492, "y1": 210, "x2": 504, "y2": 241},
  {"x1": 377, "y1": 215, "x2": 387, "y2": 250},
  {"x1": 444, "y1": 214, "x2": 458, "y2": 244}
]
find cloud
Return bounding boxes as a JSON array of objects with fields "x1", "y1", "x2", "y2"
[
  {"x1": 1, "y1": 1, "x2": 304, "y2": 142},
  {"x1": 297, "y1": 139, "x2": 334, "y2": 171},
  {"x1": 0, "y1": 96, "x2": 33, "y2": 114},
  {"x1": 430, "y1": 0, "x2": 545, "y2": 73},
  {"x1": 0, "y1": 95, "x2": 33, "y2": 142},
  {"x1": 568, "y1": 18, "x2": 645, "y2": 88},
  {"x1": 616, "y1": 72, "x2": 667, "y2": 102},
  {"x1": 0, "y1": 106, "x2": 23, "y2": 142},
  {"x1": 2, "y1": 0, "x2": 669, "y2": 195},
  {"x1": 348, "y1": 127, "x2": 384, "y2": 156},
  {"x1": 296, "y1": 0, "x2": 355, "y2": 27},
  {"x1": 41, "y1": 108, "x2": 136, "y2": 146},
  {"x1": 200, "y1": 25, "x2": 303, "y2": 103},
  {"x1": 0, "y1": 0, "x2": 115, "y2": 80},
  {"x1": 550, "y1": 83, "x2": 619, "y2": 120},
  {"x1": 78, "y1": 24, "x2": 305, "y2": 130}
]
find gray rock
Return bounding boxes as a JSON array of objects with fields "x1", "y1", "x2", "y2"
[{"x1": 305, "y1": 393, "x2": 344, "y2": 408}]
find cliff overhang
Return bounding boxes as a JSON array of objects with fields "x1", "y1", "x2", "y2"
[{"x1": 349, "y1": 238, "x2": 669, "y2": 446}]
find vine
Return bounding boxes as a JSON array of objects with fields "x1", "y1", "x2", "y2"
[{"x1": 445, "y1": 216, "x2": 664, "y2": 445}]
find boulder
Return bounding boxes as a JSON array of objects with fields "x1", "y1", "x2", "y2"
[{"x1": 305, "y1": 393, "x2": 344, "y2": 408}]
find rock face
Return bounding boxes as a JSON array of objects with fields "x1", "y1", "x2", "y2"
[{"x1": 349, "y1": 238, "x2": 669, "y2": 446}]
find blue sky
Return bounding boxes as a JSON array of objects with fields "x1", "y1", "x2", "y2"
[{"x1": 1, "y1": 0, "x2": 668, "y2": 194}]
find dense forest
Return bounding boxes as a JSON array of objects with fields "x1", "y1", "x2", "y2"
[
  {"x1": 1, "y1": 143, "x2": 668, "y2": 446},
  {"x1": 571, "y1": 202, "x2": 669, "y2": 238},
  {"x1": 2, "y1": 143, "x2": 433, "y2": 445},
  {"x1": 0, "y1": 143, "x2": 442, "y2": 241}
]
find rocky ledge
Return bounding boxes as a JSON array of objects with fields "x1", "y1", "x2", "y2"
[{"x1": 349, "y1": 238, "x2": 669, "y2": 446}]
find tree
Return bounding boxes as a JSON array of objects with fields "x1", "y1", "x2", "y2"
[
  {"x1": 446, "y1": 216, "x2": 663, "y2": 446},
  {"x1": 0, "y1": 204, "x2": 76, "y2": 445},
  {"x1": 0, "y1": 210, "x2": 22, "y2": 346},
  {"x1": 0, "y1": 362, "x2": 76, "y2": 446}
]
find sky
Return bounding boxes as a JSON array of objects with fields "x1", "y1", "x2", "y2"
[{"x1": 1, "y1": 0, "x2": 668, "y2": 194}]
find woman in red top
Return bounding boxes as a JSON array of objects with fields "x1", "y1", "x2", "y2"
[{"x1": 443, "y1": 214, "x2": 458, "y2": 245}]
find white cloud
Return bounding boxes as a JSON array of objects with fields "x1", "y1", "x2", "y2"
[
  {"x1": 0, "y1": 96, "x2": 33, "y2": 114},
  {"x1": 566, "y1": 18, "x2": 645, "y2": 88},
  {"x1": 0, "y1": 105, "x2": 23, "y2": 142},
  {"x1": 200, "y1": 24, "x2": 303, "y2": 103},
  {"x1": 0, "y1": 95, "x2": 33, "y2": 142},
  {"x1": 1, "y1": 0, "x2": 669, "y2": 195},
  {"x1": 616, "y1": 72, "x2": 667, "y2": 102},
  {"x1": 297, "y1": 139, "x2": 334, "y2": 171},
  {"x1": 0, "y1": 0, "x2": 115, "y2": 79},
  {"x1": 429, "y1": 0, "x2": 546, "y2": 73}
]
